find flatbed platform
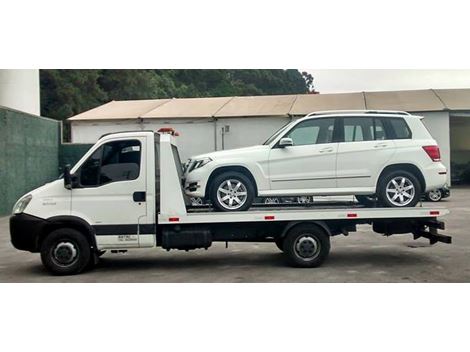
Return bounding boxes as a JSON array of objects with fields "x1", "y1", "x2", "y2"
[{"x1": 162, "y1": 205, "x2": 449, "y2": 224}]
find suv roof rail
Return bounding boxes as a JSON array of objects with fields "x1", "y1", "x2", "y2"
[{"x1": 306, "y1": 110, "x2": 411, "y2": 117}]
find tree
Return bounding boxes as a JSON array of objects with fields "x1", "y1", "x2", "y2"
[
  {"x1": 301, "y1": 71, "x2": 315, "y2": 93},
  {"x1": 40, "y1": 69, "x2": 314, "y2": 120},
  {"x1": 40, "y1": 70, "x2": 107, "y2": 119}
]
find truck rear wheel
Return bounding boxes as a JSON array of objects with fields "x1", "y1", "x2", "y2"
[
  {"x1": 40, "y1": 228, "x2": 91, "y2": 275},
  {"x1": 283, "y1": 224, "x2": 330, "y2": 268}
]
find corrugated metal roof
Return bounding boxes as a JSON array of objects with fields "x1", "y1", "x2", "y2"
[
  {"x1": 290, "y1": 92, "x2": 366, "y2": 116},
  {"x1": 68, "y1": 99, "x2": 170, "y2": 121},
  {"x1": 434, "y1": 88, "x2": 470, "y2": 110},
  {"x1": 142, "y1": 96, "x2": 232, "y2": 118},
  {"x1": 68, "y1": 88, "x2": 470, "y2": 121},
  {"x1": 364, "y1": 89, "x2": 445, "y2": 112},
  {"x1": 214, "y1": 95, "x2": 297, "y2": 117}
]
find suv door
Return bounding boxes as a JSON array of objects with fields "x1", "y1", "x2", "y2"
[
  {"x1": 336, "y1": 117, "x2": 395, "y2": 191},
  {"x1": 71, "y1": 137, "x2": 148, "y2": 249},
  {"x1": 268, "y1": 117, "x2": 338, "y2": 192}
]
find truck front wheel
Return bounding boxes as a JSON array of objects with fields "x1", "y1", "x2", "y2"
[
  {"x1": 40, "y1": 228, "x2": 91, "y2": 275},
  {"x1": 283, "y1": 224, "x2": 330, "y2": 268}
]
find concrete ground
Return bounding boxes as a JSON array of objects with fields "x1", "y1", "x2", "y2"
[{"x1": 1, "y1": 188, "x2": 469, "y2": 282}]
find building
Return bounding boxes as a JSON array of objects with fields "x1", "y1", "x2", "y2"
[
  {"x1": 0, "y1": 69, "x2": 40, "y2": 115},
  {"x1": 68, "y1": 89, "x2": 470, "y2": 183}
]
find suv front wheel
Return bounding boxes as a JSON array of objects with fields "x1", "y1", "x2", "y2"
[
  {"x1": 210, "y1": 171, "x2": 255, "y2": 211},
  {"x1": 377, "y1": 170, "x2": 421, "y2": 207}
]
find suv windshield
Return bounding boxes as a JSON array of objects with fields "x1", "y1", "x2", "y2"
[{"x1": 263, "y1": 122, "x2": 292, "y2": 145}]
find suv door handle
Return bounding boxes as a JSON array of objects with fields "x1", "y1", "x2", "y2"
[
  {"x1": 374, "y1": 143, "x2": 388, "y2": 148},
  {"x1": 319, "y1": 147, "x2": 334, "y2": 153},
  {"x1": 133, "y1": 191, "x2": 146, "y2": 202}
]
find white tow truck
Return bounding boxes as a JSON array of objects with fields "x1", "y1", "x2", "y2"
[{"x1": 10, "y1": 129, "x2": 452, "y2": 275}]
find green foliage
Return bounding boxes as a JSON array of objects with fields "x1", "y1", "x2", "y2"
[{"x1": 40, "y1": 69, "x2": 313, "y2": 120}]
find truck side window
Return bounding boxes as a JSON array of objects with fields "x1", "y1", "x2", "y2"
[
  {"x1": 79, "y1": 140, "x2": 142, "y2": 187},
  {"x1": 80, "y1": 147, "x2": 102, "y2": 186}
]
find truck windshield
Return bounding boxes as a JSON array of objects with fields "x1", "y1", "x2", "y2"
[{"x1": 263, "y1": 122, "x2": 292, "y2": 145}]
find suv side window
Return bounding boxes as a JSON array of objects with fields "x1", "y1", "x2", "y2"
[
  {"x1": 341, "y1": 117, "x2": 390, "y2": 142},
  {"x1": 79, "y1": 140, "x2": 142, "y2": 187},
  {"x1": 387, "y1": 117, "x2": 412, "y2": 139},
  {"x1": 286, "y1": 118, "x2": 335, "y2": 146},
  {"x1": 373, "y1": 118, "x2": 387, "y2": 140},
  {"x1": 343, "y1": 117, "x2": 374, "y2": 142}
]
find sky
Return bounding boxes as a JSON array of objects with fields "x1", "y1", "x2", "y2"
[{"x1": 305, "y1": 70, "x2": 470, "y2": 94}]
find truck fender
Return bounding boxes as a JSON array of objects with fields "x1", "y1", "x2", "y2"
[
  {"x1": 42, "y1": 215, "x2": 97, "y2": 249},
  {"x1": 280, "y1": 220, "x2": 332, "y2": 239}
]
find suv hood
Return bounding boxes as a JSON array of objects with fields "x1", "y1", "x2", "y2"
[{"x1": 190, "y1": 145, "x2": 269, "y2": 161}]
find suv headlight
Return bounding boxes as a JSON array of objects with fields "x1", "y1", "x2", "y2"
[
  {"x1": 191, "y1": 157, "x2": 212, "y2": 171},
  {"x1": 12, "y1": 194, "x2": 32, "y2": 215}
]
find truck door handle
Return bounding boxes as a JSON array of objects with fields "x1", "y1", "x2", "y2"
[
  {"x1": 133, "y1": 191, "x2": 146, "y2": 202},
  {"x1": 319, "y1": 147, "x2": 334, "y2": 153},
  {"x1": 374, "y1": 143, "x2": 388, "y2": 148}
]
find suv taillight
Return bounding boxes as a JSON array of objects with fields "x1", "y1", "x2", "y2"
[{"x1": 422, "y1": 145, "x2": 441, "y2": 162}]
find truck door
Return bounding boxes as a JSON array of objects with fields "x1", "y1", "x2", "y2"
[{"x1": 71, "y1": 137, "x2": 149, "y2": 249}]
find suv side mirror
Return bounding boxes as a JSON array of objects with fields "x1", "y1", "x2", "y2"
[
  {"x1": 64, "y1": 165, "x2": 72, "y2": 190},
  {"x1": 279, "y1": 137, "x2": 293, "y2": 148}
]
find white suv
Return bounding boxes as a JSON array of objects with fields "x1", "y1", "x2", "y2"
[{"x1": 184, "y1": 110, "x2": 447, "y2": 211}]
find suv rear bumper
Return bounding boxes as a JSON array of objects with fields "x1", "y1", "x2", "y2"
[
  {"x1": 10, "y1": 213, "x2": 46, "y2": 252},
  {"x1": 422, "y1": 163, "x2": 448, "y2": 191}
]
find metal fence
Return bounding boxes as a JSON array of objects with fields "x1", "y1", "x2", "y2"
[{"x1": 0, "y1": 107, "x2": 60, "y2": 215}]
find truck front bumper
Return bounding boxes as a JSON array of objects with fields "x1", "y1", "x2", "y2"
[{"x1": 10, "y1": 213, "x2": 46, "y2": 252}]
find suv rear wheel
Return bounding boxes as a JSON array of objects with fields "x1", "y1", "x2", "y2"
[
  {"x1": 377, "y1": 170, "x2": 421, "y2": 207},
  {"x1": 210, "y1": 171, "x2": 255, "y2": 211}
]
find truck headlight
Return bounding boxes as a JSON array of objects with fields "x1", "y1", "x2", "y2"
[
  {"x1": 12, "y1": 194, "x2": 32, "y2": 215},
  {"x1": 192, "y1": 157, "x2": 212, "y2": 171}
]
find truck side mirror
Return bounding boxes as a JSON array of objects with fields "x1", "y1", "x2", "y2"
[
  {"x1": 64, "y1": 165, "x2": 72, "y2": 190},
  {"x1": 279, "y1": 137, "x2": 293, "y2": 148}
]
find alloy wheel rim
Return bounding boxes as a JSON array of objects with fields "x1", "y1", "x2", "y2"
[
  {"x1": 294, "y1": 235, "x2": 320, "y2": 260},
  {"x1": 386, "y1": 176, "x2": 415, "y2": 206},
  {"x1": 217, "y1": 179, "x2": 248, "y2": 210},
  {"x1": 428, "y1": 190, "x2": 442, "y2": 201},
  {"x1": 52, "y1": 241, "x2": 78, "y2": 266}
]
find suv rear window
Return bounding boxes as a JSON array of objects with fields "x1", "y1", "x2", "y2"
[{"x1": 387, "y1": 118, "x2": 412, "y2": 139}]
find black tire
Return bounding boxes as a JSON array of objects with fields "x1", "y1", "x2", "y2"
[
  {"x1": 355, "y1": 195, "x2": 377, "y2": 207},
  {"x1": 283, "y1": 224, "x2": 330, "y2": 268},
  {"x1": 275, "y1": 238, "x2": 284, "y2": 252},
  {"x1": 377, "y1": 170, "x2": 421, "y2": 208},
  {"x1": 426, "y1": 189, "x2": 442, "y2": 202},
  {"x1": 210, "y1": 171, "x2": 255, "y2": 212},
  {"x1": 40, "y1": 228, "x2": 91, "y2": 275}
]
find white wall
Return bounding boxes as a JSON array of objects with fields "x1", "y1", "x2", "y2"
[
  {"x1": 71, "y1": 118, "x2": 215, "y2": 162},
  {"x1": 420, "y1": 111, "x2": 451, "y2": 182},
  {"x1": 142, "y1": 119, "x2": 215, "y2": 161},
  {"x1": 71, "y1": 120, "x2": 140, "y2": 143},
  {"x1": 0, "y1": 69, "x2": 40, "y2": 115},
  {"x1": 216, "y1": 116, "x2": 291, "y2": 150}
]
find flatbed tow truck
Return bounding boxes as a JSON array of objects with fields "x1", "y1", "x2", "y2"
[{"x1": 10, "y1": 129, "x2": 452, "y2": 275}]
